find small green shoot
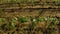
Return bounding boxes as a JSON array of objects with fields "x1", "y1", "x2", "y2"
[
  {"x1": 49, "y1": 17, "x2": 58, "y2": 27},
  {"x1": 38, "y1": 16, "x2": 45, "y2": 22},
  {"x1": 18, "y1": 16, "x2": 30, "y2": 23},
  {"x1": 0, "y1": 18, "x2": 6, "y2": 26},
  {"x1": 30, "y1": 18, "x2": 37, "y2": 29},
  {"x1": 9, "y1": 17, "x2": 18, "y2": 29}
]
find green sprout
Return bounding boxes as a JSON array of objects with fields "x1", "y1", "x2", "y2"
[
  {"x1": 9, "y1": 22, "x2": 15, "y2": 29},
  {"x1": 32, "y1": 18, "x2": 37, "y2": 22},
  {"x1": 38, "y1": 16, "x2": 45, "y2": 22},
  {"x1": 0, "y1": 18, "x2": 6, "y2": 25},
  {"x1": 9, "y1": 17, "x2": 18, "y2": 29},
  {"x1": 48, "y1": 17, "x2": 58, "y2": 28},
  {"x1": 32, "y1": 18, "x2": 37, "y2": 25},
  {"x1": 18, "y1": 16, "x2": 30, "y2": 23},
  {"x1": 10, "y1": 17, "x2": 18, "y2": 23},
  {"x1": 0, "y1": 18, "x2": 6, "y2": 22},
  {"x1": 30, "y1": 18, "x2": 37, "y2": 29}
]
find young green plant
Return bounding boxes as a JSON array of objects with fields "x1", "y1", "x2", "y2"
[
  {"x1": 18, "y1": 16, "x2": 30, "y2": 23},
  {"x1": 9, "y1": 17, "x2": 18, "y2": 29},
  {"x1": 0, "y1": 18, "x2": 6, "y2": 26}
]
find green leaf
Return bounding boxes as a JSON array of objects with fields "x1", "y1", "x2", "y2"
[
  {"x1": 0, "y1": 18, "x2": 5, "y2": 23},
  {"x1": 11, "y1": 17, "x2": 18, "y2": 23},
  {"x1": 9, "y1": 17, "x2": 17, "y2": 29},
  {"x1": 18, "y1": 16, "x2": 30, "y2": 23},
  {"x1": 38, "y1": 16, "x2": 45, "y2": 22},
  {"x1": 49, "y1": 17, "x2": 58, "y2": 27},
  {"x1": 30, "y1": 18, "x2": 37, "y2": 29},
  {"x1": 31, "y1": 22, "x2": 36, "y2": 29},
  {"x1": 49, "y1": 18, "x2": 57, "y2": 22},
  {"x1": 32, "y1": 18, "x2": 37, "y2": 22},
  {"x1": 9, "y1": 22, "x2": 15, "y2": 29},
  {"x1": 0, "y1": 18, "x2": 6, "y2": 26}
]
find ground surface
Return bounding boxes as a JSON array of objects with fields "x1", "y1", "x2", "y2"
[{"x1": 0, "y1": 0, "x2": 60, "y2": 34}]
